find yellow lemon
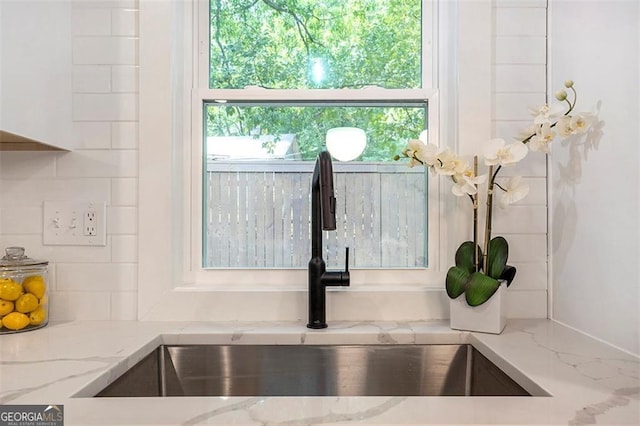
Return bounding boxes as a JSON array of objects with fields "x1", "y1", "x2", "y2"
[
  {"x1": 2, "y1": 312, "x2": 29, "y2": 330},
  {"x1": 39, "y1": 294, "x2": 48, "y2": 307},
  {"x1": 29, "y1": 306, "x2": 47, "y2": 326},
  {"x1": 0, "y1": 279, "x2": 22, "y2": 301},
  {"x1": 0, "y1": 299, "x2": 14, "y2": 316},
  {"x1": 15, "y1": 293, "x2": 39, "y2": 313},
  {"x1": 23, "y1": 275, "x2": 46, "y2": 299}
]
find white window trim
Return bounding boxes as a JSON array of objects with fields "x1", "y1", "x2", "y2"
[{"x1": 138, "y1": 0, "x2": 493, "y2": 321}]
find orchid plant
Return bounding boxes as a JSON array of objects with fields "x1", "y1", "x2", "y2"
[{"x1": 396, "y1": 80, "x2": 593, "y2": 306}]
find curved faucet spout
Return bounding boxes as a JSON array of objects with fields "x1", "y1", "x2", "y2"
[{"x1": 308, "y1": 151, "x2": 350, "y2": 329}]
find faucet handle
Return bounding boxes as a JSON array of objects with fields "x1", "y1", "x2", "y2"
[{"x1": 345, "y1": 247, "x2": 349, "y2": 272}]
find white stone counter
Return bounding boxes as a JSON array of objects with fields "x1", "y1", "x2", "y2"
[{"x1": 0, "y1": 319, "x2": 638, "y2": 425}]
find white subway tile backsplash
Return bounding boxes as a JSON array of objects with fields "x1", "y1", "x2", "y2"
[
  {"x1": 495, "y1": 93, "x2": 546, "y2": 120},
  {"x1": 495, "y1": 64, "x2": 546, "y2": 92},
  {"x1": 495, "y1": 8, "x2": 547, "y2": 36},
  {"x1": 0, "y1": 152, "x2": 57, "y2": 179},
  {"x1": 73, "y1": 122, "x2": 112, "y2": 149},
  {"x1": 71, "y1": 7, "x2": 111, "y2": 36},
  {"x1": 506, "y1": 290, "x2": 547, "y2": 318},
  {"x1": 73, "y1": 36, "x2": 138, "y2": 65},
  {"x1": 73, "y1": 1, "x2": 137, "y2": 8},
  {"x1": 495, "y1": 36, "x2": 546, "y2": 64},
  {"x1": 111, "y1": 65, "x2": 138, "y2": 93},
  {"x1": 493, "y1": 205, "x2": 547, "y2": 234},
  {"x1": 73, "y1": 65, "x2": 111, "y2": 93},
  {"x1": 107, "y1": 206, "x2": 137, "y2": 234},
  {"x1": 49, "y1": 291, "x2": 111, "y2": 321},
  {"x1": 73, "y1": 93, "x2": 138, "y2": 121},
  {"x1": 509, "y1": 262, "x2": 547, "y2": 290},
  {"x1": 0, "y1": 179, "x2": 111, "y2": 206},
  {"x1": 111, "y1": 8, "x2": 138, "y2": 36},
  {"x1": 507, "y1": 234, "x2": 547, "y2": 262},
  {"x1": 56, "y1": 150, "x2": 138, "y2": 178},
  {"x1": 494, "y1": 0, "x2": 546, "y2": 7},
  {"x1": 111, "y1": 121, "x2": 138, "y2": 149},
  {"x1": 111, "y1": 235, "x2": 137, "y2": 262},
  {"x1": 110, "y1": 291, "x2": 137, "y2": 320},
  {"x1": 0, "y1": 207, "x2": 42, "y2": 234},
  {"x1": 0, "y1": 235, "x2": 111, "y2": 263},
  {"x1": 57, "y1": 262, "x2": 136, "y2": 291},
  {"x1": 111, "y1": 178, "x2": 138, "y2": 206}
]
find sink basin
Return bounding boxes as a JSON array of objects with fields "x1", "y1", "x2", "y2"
[{"x1": 93, "y1": 344, "x2": 534, "y2": 397}]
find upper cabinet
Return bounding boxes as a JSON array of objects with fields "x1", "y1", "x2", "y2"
[{"x1": 0, "y1": 0, "x2": 73, "y2": 151}]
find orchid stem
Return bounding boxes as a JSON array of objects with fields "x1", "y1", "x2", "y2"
[
  {"x1": 483, "y1": 165, "x2": 495, "y2": 273},
  {"x1": 473, "y1": 156, "x2": 479, "y2": 272}
]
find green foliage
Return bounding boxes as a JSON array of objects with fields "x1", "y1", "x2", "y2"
[
  {"x1": 207, "y1": 0, "x2": 424, "y2": 161},
  {"x1": 446, "y1": 237, "x2": 516, "y2": 306}
]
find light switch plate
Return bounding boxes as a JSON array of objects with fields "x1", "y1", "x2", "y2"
[{"x1": 43, "y1": 201, "x2": 107, "y2": 246}]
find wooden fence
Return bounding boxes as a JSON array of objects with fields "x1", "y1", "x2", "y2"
[{"x1": 204, "y1": 161, "x2": 427, "y2": 269}]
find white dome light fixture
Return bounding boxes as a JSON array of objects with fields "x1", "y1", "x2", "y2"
[{"x1": 325, "y1": 127, "x2": 367, "y2": 162}]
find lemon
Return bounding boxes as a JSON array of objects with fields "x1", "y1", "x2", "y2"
[
  {"x1": 23, "y1": 275, "x2": 46, "y2": 299},
  {"x1": 29, "y1": 306, "x2": 47, "y2": 326},
  {"x1": 0, "y1": 299, "x2": 14, "y2": 316},
  {"x1": 2, "y1": 312, "x2": 29, "y2": 330},
  {"x1": 39, "y1": 294, "x2": 48, "y2": 307},
  {"x1": 15, "y1": 293, "x2": 39, "y2": 313},
  {"x1": 0, "y1": 278, "x2": 22, "y2": 301}
]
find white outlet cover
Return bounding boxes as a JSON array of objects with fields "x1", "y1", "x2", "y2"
[{"x1": 43, "y1": 201, "x2": 107, "y2": 246}]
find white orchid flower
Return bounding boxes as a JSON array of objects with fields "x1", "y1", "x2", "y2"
[
  {"x1": 483, "y1": 138, "x2": 528, "y2": 167},
  {"x1": 451, "y1": 169, "x2": 487, "y2": 197},
  {"x1": 529, "y1": 103, "x2": 565, "y2": 125},
  {"x1": 403, "y1": 139, "x2": 438, "y2": 168},
  {"x1": 499, "y1": 176, "x2": 530, "y2": 208},
  {"x1": 529, "y1": 122, "x2": 556, "y2": 153},
  {"x1": 556, "y1": 112, "x2": 593, "y2": 138},
  {"x1": 434, "y1": 149, "x2": 467, "y2": 176}
]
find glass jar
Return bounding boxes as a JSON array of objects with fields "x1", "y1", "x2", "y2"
[{"x1": 0, "y1": 247, "x2": 49, "y2": 333}]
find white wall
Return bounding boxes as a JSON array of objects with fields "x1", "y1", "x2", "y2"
[{"x1": 549, "y1": 0, "x2": 640, "y2": 356}]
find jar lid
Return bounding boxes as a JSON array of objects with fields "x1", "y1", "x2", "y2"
[{"x1": 0, "y1": 247, "x2": 48, "y2": 268}]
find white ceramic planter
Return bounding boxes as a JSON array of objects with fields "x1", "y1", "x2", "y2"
[{"x1": 449, "y1": 282, "x2": 506, "y2": 334}]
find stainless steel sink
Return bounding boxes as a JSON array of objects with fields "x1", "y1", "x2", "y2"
[{"x1": 93, "y1": 344, "x2": 533, "y2": 397}]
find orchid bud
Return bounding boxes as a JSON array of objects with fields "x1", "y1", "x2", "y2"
[
  {"x1": 564, "y1": 79, "x2": 574, "y2": 88},
  {"x1": 555, "y1": 90, "x2": 568, "y2": 101}
]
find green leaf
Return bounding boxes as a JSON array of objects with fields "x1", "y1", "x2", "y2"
[
  {"x1": 446, "y1": 266, "x2": 470, "y2": 299},
  {"x1": 454, "y1": 241, "x2": 482, "y2": 273},
  {"x1": 487, "y1": 236, "x2": 509, "y2": 279},
  {"x1": 500, "y1": 265, "x2": 517, "y2": 288},
  {"x1": 465, "y1": 272, "x2": 501, "y2": 306}
]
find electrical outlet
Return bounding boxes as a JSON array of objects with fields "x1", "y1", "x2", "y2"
[{"x1": 44, "y1": 201, "x2": 107, "y2": 246}]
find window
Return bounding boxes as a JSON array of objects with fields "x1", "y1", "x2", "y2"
[{"x1": 199, "y1": 0, "x2": 436, "y2": 270}]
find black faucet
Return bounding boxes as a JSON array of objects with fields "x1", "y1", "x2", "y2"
[{"x1": 307, "y1": 151, "x2": 350, "y2": 329}]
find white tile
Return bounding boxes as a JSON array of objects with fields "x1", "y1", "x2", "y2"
[
  {"x1": 49, "y1": 291, "x2": 111, "y2": 320},
  {"x1": 56, "y1": 150, "x2": 138, "y2": 178},
  {"x1": 110, "y1": 291, "x2": 138, "y2": 320},
  {"x1": 495, "y1": 36, "x2": 546, "y2": 64},
  {"x1": 73, "y1": 0, "x2": 138, "y2": 8},
  {"x1": 111, "y1": 235, "x2": 137, "y2": 262},
  {"x1": 111, "y1": 65, "x2": 138, "y2": 93},
  {"x1": 495, "y1": 8, "x2": 547, "y2": 36},
  {"x1": 73, "y1": 65, "x2": 111, "y2": 93},
  {"x1": 509, "y1": 262, "x2": 547, "y2": 290},
  {"x1": 506, "y1": 234, "x2": 547, "y2": 262},
  {"x1": 495, "y1": 0, "x2": 547, "y2": 7},
  {"x1": 111, "y1": 121, "x2": 138, "y2": 149},
  {"x1": 57, "y1": 263, "x2": 137, "y2": 291},
  {"x1": 0, "y1": 207, "x2": 42, "y2": 234},
  {"x1": 495, "y1": 92, "x2": 546, "y2": 121},
  {"x1": 493, "y1": 204, "x2": 547, "y2": 234},
  {"x1": 73, "y1": 36, "x2": 138, "y2": 65},
  {"x1": 0, "y1": 152, "x2": 56, "y2": 179},
  {"x1": 495, "y1": 64, "x2": 546, "y2": 93},
  {"x1": 0, "y1": 235, "x2": 112, "y2": 263},
  {"x1": 111, "y1": 8, "x2": 138, "y2": 36},
  {"x1": 0, "y1": 179, "x2": 111, "y2": 206},
  {"x1": 506, "y1": 289, "x2": 547, "y2": 318},
  {"x1": 108, "y1": 206, "x2": 137, "y2": 234},
  {"x1": 71, "y1": 7, "x2": 111, "y2": 36},
  {"x1": 73, "y1": 122, "x2": 112, "y2": 149},
  {"x1": 73, "y1": 93, "x2": 138, "y2": 121},
  {"x1": 111, "y1": 178, "x2": 138, "y2": 206}
]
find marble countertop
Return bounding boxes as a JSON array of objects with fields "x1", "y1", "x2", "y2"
[{"x1": 0, "y1": 319, "x2": 638, "y2": 425}]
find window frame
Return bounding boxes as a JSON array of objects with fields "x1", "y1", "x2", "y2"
[
  {"x1": 188, "y1": 0, "x2": 441, "y2": 287},
  {"x1": 138, "y1": 0, "x2": 493, "y2": 320}
]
